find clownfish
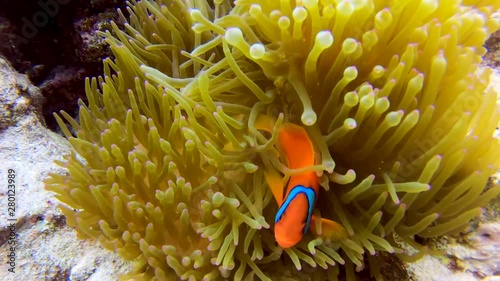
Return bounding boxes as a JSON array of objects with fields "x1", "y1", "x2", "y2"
[{"x1": 255, "y1": 115, "x2": 347, "y2": 248}]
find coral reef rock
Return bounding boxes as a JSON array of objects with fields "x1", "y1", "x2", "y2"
[{"x1": 0, "y1": 56, "x2": 131, "y2": 281}]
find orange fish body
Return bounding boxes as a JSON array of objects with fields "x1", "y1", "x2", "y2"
[
  {"x1": 257, "y1": 116, "x2": 347, "y2": 248},
  {"x1": 273, "y1": 124, "x2": 319, "y2": 248}
]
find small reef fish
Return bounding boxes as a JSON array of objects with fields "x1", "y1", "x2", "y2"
[{"x1": 255, "y1": 114, "x2": 348, "y2": 248}]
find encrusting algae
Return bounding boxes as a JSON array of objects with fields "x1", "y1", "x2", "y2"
[{"x1": 44, "y1": 0, "x2": 500, "y2": 280}]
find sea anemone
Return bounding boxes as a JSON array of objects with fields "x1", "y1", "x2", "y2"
[{"x1": 45, "y1": 0, "x2": 500, "y2": 280}]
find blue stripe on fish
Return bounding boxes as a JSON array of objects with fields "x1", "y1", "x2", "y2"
[{"x1": 275, "y1": 185, "x2": 316, "y2": 235}]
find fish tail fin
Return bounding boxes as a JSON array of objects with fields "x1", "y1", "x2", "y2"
[
  {"x1": 264, "y1": 168, "x2": 285, "y2": 206},
  {"x1": 310, "y1": 216, "x2": 348, "y2": 242}
]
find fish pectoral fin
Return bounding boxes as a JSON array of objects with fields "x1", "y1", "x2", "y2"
[
  {"x1": 310, "y1": 216, "x2": 348, "y2": 242},
  {"x1": 264, "y1": 169, "x2": 285, "y2": 206}
]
